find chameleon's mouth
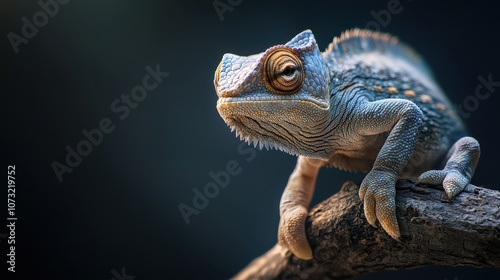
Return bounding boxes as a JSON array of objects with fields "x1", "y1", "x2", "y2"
[{"x1": 216, "y1": 96, "x2": 329, "y2": 109}]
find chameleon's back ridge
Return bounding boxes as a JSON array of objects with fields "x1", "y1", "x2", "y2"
[
  {"x1": 214, "y1": 29, "x2": 480, "y2": 260},
  {"x1": 324, "y1": 29, "x2": 456, "y2": 118},
  {"x1": 323, "y1": 29, "x2": 430, "y2": 78}
]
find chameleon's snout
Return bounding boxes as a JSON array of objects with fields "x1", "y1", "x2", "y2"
[
  {"x1": 213, "y1": 52, "x2": 262, "y2": 98},
  {"x1": 214, "y1": 60, "x2": 222, "y2": 93}
]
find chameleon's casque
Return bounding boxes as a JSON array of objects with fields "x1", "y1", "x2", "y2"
[{"x1": 214, "y1": 29, "x2": 480, "y2": 260}]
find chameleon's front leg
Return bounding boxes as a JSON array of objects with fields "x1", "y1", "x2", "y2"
[
  {"x1": 278, "y1": 156, "x2": 324, "y2": 260},
  {"x1": 357, "y1": 99, "x2": 424, "y2": 239}
]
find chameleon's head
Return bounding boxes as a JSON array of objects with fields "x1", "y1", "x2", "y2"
[{"x1": 214, "y1": 30, "x2": 330, "y2": 157}]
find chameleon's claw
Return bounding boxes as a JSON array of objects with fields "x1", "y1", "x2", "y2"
[
  {"x1": 374, "y1": 188, "x2": 400, "y2": 239},
  {"x1": 278, "y1": 206, "x2": 313, "y2": 260},
  {"x1": 360, "y1": 170, "x2": 400, "y2": 239},
  {"x1": 442, "y1": 171, "x2": 470, "y2": 199},
  {"x1": 362, "y1": 192, "x2": 377, "y2": 227}
]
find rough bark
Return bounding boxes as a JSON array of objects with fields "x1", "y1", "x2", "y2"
[{"x1": 234, "y1": 180, "x2": 500, "y2": 280}]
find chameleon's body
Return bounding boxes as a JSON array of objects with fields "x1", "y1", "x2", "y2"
[{"x1": 214, "y1": 29, "x2": 480, "y2": 260}]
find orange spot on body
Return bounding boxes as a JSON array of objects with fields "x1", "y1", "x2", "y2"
[
  {"x1": 387, "y1": 87, "x2": 398, "y2": 94},
  {"x1": 374, "y1": 85, "x2": 382, "y2": 92},
  {"x1": 420, "y1": 94, "x2": 432, "y2": 103},
  {"x1": 436, "y1": 103, "x2": 446, "y2": 112},
  {"x1": 404, "y1": 90, "x2": 416, "y2": 98}
]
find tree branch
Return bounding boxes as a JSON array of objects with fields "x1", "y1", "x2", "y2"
[{"x1": 234, "y1": 180, "x2": 500, "y2": 279}]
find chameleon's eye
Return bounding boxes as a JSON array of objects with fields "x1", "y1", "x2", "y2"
[
  {"x1": 263, "y1": 48, "x2": 304, "y2": 94},
  {"x1": 282, "y1": 66, "x2": 295, "y2": 76}
]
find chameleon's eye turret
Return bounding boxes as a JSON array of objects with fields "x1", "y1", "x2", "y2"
[{"x1": 263, "y1": 48, "x2": 304, "y2": 94}]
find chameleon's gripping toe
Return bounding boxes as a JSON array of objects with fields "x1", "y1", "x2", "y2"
[
  {"x1": 278, "y1": 206, "x2": 313, "y2": 260},
  {"x1": 359, "y1": 170, "x2": 400, "y2": 240},
  {"x1": 416, "y1": 136, "x2": 480, "y2": 199}
]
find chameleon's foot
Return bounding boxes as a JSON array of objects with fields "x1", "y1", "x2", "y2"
[
  {"x1": 416, "y1": 136, "x2": 480, "y2": 199},
  {"x1": 359, "y1": 170, "x2": 400, "y2": 240},
  {"x1": 277, "y1": 206, "x2": 312, "y2": 260},
  {"x1": 416, "y1": 169, "x2": 468, "y2": 199}
]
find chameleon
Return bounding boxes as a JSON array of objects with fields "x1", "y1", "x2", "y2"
[{"x1": 213, "y1": 29, "x2": 480, "y2": 260}]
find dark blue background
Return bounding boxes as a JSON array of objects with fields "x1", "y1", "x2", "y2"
[{"x1": 3, "y1": 0, "x2": 499, "y2": 279}]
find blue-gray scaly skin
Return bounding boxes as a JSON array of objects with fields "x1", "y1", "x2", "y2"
[{"x1": 214, "y1": 29, "x2": 480, "y2": 260}]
